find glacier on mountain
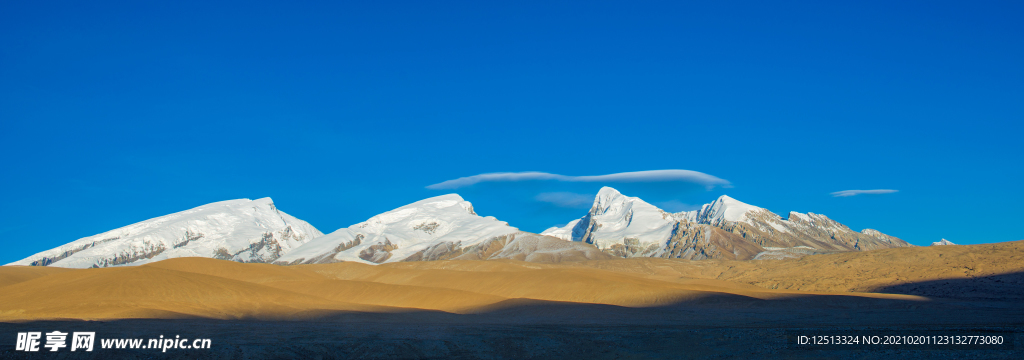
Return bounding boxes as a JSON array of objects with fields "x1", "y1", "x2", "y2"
[
  {"x1": 8, "y1": 198, "x2": 322, "y2": 268},
  {"x1": 542, "y1": 187, "x2": 912, "y2": 260},
  {"x1": 931, "y1": 238, "x2": 957, "y2": 246},
  {"x1": 274, "y1": 194, "x2": 520, "y2": 265},
  {"x1": 9, "y1": 187, "x2": 916, "y2": 267}
]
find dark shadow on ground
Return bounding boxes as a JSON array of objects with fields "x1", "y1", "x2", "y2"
[
  {"x1": 2, "y1": 292, "x2": 1023, "y2": 359},
  {"x1": 874, "y1": 271, "x2": 1024, "y2": 301}
]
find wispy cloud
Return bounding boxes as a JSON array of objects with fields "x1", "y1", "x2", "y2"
[
  {"x1": 535, "y1": 192, "x2": 594, "y2": 208},
  {"x1": 427, "y1": 170, "x2": 732, "y2": 190},
  {"x1": 830, "y1": 189, "x2": 899, "y2": 197}
]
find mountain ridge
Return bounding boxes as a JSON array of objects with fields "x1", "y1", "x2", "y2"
[
  {"x1": 542, "y1": 187, "x2": 912, "y2": 260},
  {"x1": 9, "y1": 188, "x2": 915, "y2": 267},
  {"x1": 8, "y1": 198, "x2": 322, "y2": 268},
  {"x1": 274, "y1": 194, "x2": 520, "y2": 265}
]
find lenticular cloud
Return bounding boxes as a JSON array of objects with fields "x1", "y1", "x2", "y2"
[
  {"x1": 426, "y1": 170, "x2": 732, "y2": 190},
  {"x1": 830, "y1": 189, "x2": 899, "y2": 197}
]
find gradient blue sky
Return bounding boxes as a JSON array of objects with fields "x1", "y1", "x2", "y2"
[{"x1": 2, "y1": 1, "x2": 1022, "y2": 264}]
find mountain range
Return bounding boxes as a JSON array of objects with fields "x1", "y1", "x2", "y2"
[
  {"x1": 542, "y1": 187, "x2": 911, "y2": 260},
  {"x1": 8, "y1": 187, "x2": 912, "y2": 268}
]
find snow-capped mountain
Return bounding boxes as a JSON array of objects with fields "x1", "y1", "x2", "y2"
[
  {"x1": 8, "y1": 198, "x2": 322, "y2": 268},
  {"x1": 542, "y1": 187, "x2": 912, "y2": 260},
  {"x1": 9, "y1": 189, "x2": 916, "y2": 267},
  {"x1": 541, "y1": 187, "x2": 677, "y2": 251},
  {"x1": 275, "y1": 194, "x2": 522, "y2": 265},
  {"x1": 931, "y1": 239, "x2": 956, "y2": 246}
]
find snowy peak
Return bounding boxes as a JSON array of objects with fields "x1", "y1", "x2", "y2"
[
  {"x1": 353, "y1": 194, "x2": 476, "y2": 236},
  {"x1": 683, "y1": 194, "x2": 764, "y2": 225},
  {"x1": 596, "y1": 186, "x2": 622, "y2": 198},
  {"x1": 9, "y1": 198, "x2": 323, "y2": 268},
  {"x1": 593, "y1": 186, "x2": 623, "y2": 205},
  {"x1": 541, "y1": 187, "x2": 676, "y2": 251},
  {"x1": 542, "y1": 188, "x2": 912, "y2": 260},
  {"x1": 275, "y1": 193, "x2": 518, "y2": 265},
  {"x1": 391, "y1": 193, "x2": 471, "y2": 213},
  {"x1": 932, "y1": 239, "x2": 957, "y2": 246},
  {"x1": 591, "y1": 186, "x2": 664, "y2": 219}
]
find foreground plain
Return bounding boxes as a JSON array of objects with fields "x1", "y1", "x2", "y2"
[{"x1": 1, "y1": 241, "x2": 1022, "y2": 358}]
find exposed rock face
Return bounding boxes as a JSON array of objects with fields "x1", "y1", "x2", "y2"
[
  {"x1": 662, "y1": 223, "x2": 763, "y2": 260},
  {"x1": 358, "y1": 239, "x2": 398, "y2": 263},
  {"x1": 862, "y1": 229, "x2": 910, "y2": 248},
  {"x1": 401, "y1": 240, "x2": 468, "y2": 262},
  {"x1": 399, "y1": 232, "x2": 613, "y2": 263},
  {"x1": 283, "y1": 234, "x2": 364, "y2": 265},
  {"x1": 10, "y1": 198, "x2": 323, "y2": 268},
  {"x1": 543, "y1": 187, "x2": 913, "y2": 260},
  {"x1": 478, "y1": 232, "x2": 613, "y2": 263}
]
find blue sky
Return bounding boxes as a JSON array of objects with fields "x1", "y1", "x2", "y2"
[{"x1": 1, "y1": 1, "x2": 1021, "y2": 263}]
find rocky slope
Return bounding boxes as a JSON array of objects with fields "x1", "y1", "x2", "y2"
[
  {"x1": 542, "y1": 187, "x2": 912, "y2": 260},
  {"x1": 7, "y1": 198, "x2": 322, "y2": 268}
]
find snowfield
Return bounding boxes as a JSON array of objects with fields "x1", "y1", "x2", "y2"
[
  {"x1": 274, "y1": 194, "x2": 519, "y2": 265},
  {"x1": 8, "y1": 198, "x2": 322, "y2": 268}
]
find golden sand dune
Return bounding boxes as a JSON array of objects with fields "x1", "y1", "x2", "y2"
[
  {"x1": 1, "y1": 241, "x2": 1021, "y2": 322},
  {"x1": 560, "y1": 240, "x2": 1024, "y2": 296},
  {"x1": 0, "y1": 263, "x2": 401, "y2": 321},
  {"x1": 0, "y1": 265, "x2": 71, "y2": 288}
]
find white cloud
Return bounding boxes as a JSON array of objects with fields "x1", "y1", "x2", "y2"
[
  {"x1": 830, "y1": 189, "x2": 899, "y2": 197},
  {"x1": 535, "y1": 192, "x2": 594, "y2": 208},
  {"x1": 426, "y1": 170, "x2": 732, "y2": 190}
]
